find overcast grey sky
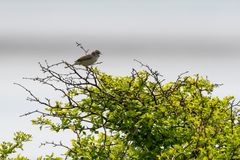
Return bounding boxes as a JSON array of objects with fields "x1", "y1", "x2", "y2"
[{"x1": 1, "y1": 0, "x2": 240, "y2": 158}]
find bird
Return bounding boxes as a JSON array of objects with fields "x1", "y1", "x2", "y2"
[{"x1": 74, "y1": 50, "x2": 101, "y2": 67}]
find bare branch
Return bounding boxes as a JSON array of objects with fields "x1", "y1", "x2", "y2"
[
  {"x1": 40, "y1": 141, "x2": 78, "y2": 156},
  {"x1": 76, "y1": 42, "x2": 89, "y2": 54}
]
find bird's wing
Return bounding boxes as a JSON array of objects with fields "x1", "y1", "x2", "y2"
[{"x1": 75, "y1": 54, "x2": 92, "y2": 63}]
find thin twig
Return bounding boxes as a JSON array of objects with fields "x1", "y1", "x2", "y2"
[{"x1": 76, "y1": 42, "x2": 89, "y2": 54}]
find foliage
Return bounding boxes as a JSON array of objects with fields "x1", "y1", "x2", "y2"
[
  {"x1": 0, "y1": 132, "x2": 31, "y2": 160},
  {"x1": 8, "y1": 61, "x2": 240, "y2": 159}
]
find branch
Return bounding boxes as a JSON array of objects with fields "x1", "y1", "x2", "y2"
[
  {"x1": 14, "y1": 83, "x2": 53, "y2": 108},
  {"x1": 40, "y1": 141, "x2": 78, "y2": 156},
  {"x1": 76, "y1": 42, "x2": 89, "y2": 54}
]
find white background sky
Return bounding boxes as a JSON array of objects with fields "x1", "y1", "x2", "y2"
[{"x1": 1, "y1": 0, "x2": 240, "y2": 158}]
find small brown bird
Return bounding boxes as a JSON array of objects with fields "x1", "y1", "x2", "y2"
[{"x1": 74, "y1": 50, "x2": 101, "y2": 67}]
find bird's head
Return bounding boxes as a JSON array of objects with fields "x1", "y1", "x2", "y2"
[{"x1": 92, "y1": 50, "x2": 101, "y2": 57}]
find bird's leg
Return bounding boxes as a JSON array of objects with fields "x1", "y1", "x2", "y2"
[{"x1": 85, "y1": 66, "x2": 91, "y2": 72}]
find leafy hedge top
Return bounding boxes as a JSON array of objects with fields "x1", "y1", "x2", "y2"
[{"x1": 6, "y1": 61, "x2": 240, "y2": 159}]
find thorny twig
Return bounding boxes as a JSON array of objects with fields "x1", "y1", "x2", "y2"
[{"x1": 76, "y1": 42, "x2": 89, "y2": 54}]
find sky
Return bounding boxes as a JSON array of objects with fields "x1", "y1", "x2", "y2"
[{"x1": 1, "y1": 0, "x2": 240, "y2": 158}]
